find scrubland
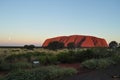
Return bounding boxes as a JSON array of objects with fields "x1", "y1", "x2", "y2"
[{"x1": 0, "y1": 48, "x2": 120, "y2": 80}]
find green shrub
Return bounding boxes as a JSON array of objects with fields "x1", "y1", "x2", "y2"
[
  {"x1": 46, "y1": 55, "x2": 58, "y2": 64},
  {"x1": 5, "y1": 54, "x2": 17, "y2": 63},
  {"x1": 46, "y1": 41, "x2": 64, "y2": 50},
  {"x1": 57, "y1": 51, "x2": 76, "y2": 63},
  {"x1": 32, "y1": 52, "x2": 47, "y2": 56},
  {"x1": 91, "y1": 48, "x2": 114, "y2": 59},
  {"x1": 81, "y1": 58, "x2": 115, "y2": 69},
  {"x1": 0, "y1": 61, "x2": 33, "y2": 71},
  {"x1": 0, "y1": 55, "x2": 6, "y2": 64},
  {"x1": 67, "y1": 42, "x2": 75, "y2": 49},
  {"x1": 97, "y1": 58, "x2": 115, "y2": 69},
  {"x1": 81, "y1": 59, "x2": 97, "y2": 69},
  {"x1": 57, "y1": 49, "x2": 96, "y2": 63},
  {"x1": 38, "y1": 56, "x2": 47, "y2": 65},
  {"x1": 0, "y1": 76, "x2": 5, "y2": 80},
  {"x1": 75, "y1": 49, "x2": 94, "y2": 62},
  {"x1": 24, "y1": 45, "x2": 35, "y2": 50},
  {"x1": 111, "y1": 53, "x2": 120, "y2": 64},
  {"x1": 38, "y1": 55, "x2": 58, "y2": 65},
  {"x1": 0, "y1": 61, "x2": 11, "y2": 71},
  {"x1": 5, "y1": 52, "x2": 48, "y2": 63},
  {"x1": 42, "y1": 66, "x2": 77, "y2": 80},
  {"x1": 4, "y1": 66, "x2": 77, "y2": 80},
  {"x1": 11, "y1": 62, "x2": 32, "y2": 70}
]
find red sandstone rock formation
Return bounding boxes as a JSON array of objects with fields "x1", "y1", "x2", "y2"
[{"x1": 42, "y1": 35, "x2": 108, "y2": 47}]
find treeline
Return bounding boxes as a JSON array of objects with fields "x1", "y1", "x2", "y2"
[
  {"x1": 0, "y1": 40, "x2": 119, "y2": 50},
  {"x1": 0, "y1": 46, "x2": 41, "y2": 48},
  {"x1": 44, "y1": 41, "x2": 120, "y2": 50}
]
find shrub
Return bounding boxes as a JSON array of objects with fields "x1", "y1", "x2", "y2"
[
  {"x1": 31, "y1": 52, "x2": 47, "y2": 56},
  {"x1": 5, "y1": 53, "x2": 30, "y2": 62},
  {"x1": 57, "y1": 50, "x2": 76, "y2": 63},
  {"x1": 111, "y1": 53, "x2": 120, "y2": 64},
  {"x1": 5, "y1": 54, "x2": 18, "y2": 63},
  {"x1": 75, "y1": 49, "x2": 95, "y2": 62},
  {"x1": 109, "y1": 41, "x2": 118, "y2": 49},
  {"x1": 4, "y1": 66, "x2": 77, "y2": 80},
  {"x1": 46, "y1": 55, "x2": 58, "y2": 64},
  {"x1": 47, "y1": 41, "x2": 64, "y2": 50},
  {"x1": 24, "y1": 45, "x2": 35, "y2": 50},
  {"x1": 5, "y1": 52, "x2": 48, "y2": 63},
  {"x1": 81, "y1": 59, "x2": 97, "y2": 69},
  {"x1": 81, "y1": 58, "x2": 115, "y2": 69},
  {"x1": 38, "y1": 55, "x2": 58, "y2": 65},
  {"x1": 57, "y1": 49, "x2": 96, "y2": 63},
  {"x1": 0, "y1": 61, "x2": 11, "y2": 71},
  {"x1": 0, "y1": 61, "x2": 32, "y2": 71},
  {"x1": 67, "y1": 42, "x2": 75, "y2": 49},
  {"x1": 38, "y1": 56, "x2": 47, "y2": 65},
  {"x1": 91, "y1": 48, "x2": 114, "y2": 59},
  {"x1": 97, "y1": 58, "x2": 115, "y2": 69},
  {"x1": 11, "y1": 62, "x2": 32, "y2": 70},
  {"x1": 0, "y1": 76, "x2": 5, "y2": 80}
]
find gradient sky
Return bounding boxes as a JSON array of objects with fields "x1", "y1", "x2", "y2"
[{"x1": 0, "y1": 0, "x2": 120, "y2": 46}]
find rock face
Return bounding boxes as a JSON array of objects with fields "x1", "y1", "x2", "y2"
[{"x1": 42, "y1": 35, "x2": 108, "y2": 47}]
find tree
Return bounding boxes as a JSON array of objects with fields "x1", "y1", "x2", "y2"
[
  {"x1": 47, "y1": 41, "x2": 64, "y2": 50},
  {"x1": 109, "y1": 41, "x2": 118, "y2": 49},
  {"x1": 24, "y1": 45, "x2": 35, "y2": 50},
  {"x1": 118, "y1": 43, "x2": 120, "y2": 48},
  {"x1": 67, "y1": 42, "x2": 75, "y2": 49}
]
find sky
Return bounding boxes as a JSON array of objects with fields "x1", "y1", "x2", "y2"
[{"x1": 0, "y1": 0, "x2": 120, "y2": 46}]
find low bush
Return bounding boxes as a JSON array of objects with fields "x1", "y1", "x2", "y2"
[
  {"x1": 4, "y1": 66, "x2": 77, "y2": 80},
  {"x1": 11, "y1": 62, "x2": 32, "y2": 70},
  {"x1": 81, "y1": 58, "x2": 115, "y2": 69},
  {"x1": 0, "y1": 61, "x2": 11, "y2": 71},
  {"x1": 0, "y1": 55, "x2": 6, "y2": 64},
  {"x1": 0, "y1": 76, "x2": 4, "y2": 80},
  {"x1": 38, "y1": 55, "x2": 58, "y2": 65},
  {"x1": 57, "y1": 50, "x2": 76, "y2": 63},
  {"x1": 111, "y1": 53, "x2": 120, "y2": 64},
  {"x1": 5, "y1": 52, "x2": 48, "y2": 63},
  {"x1": 46, "y1": 41, "x2": 64, "y2": 50},
  {"x1": 97, "y1": 58, "x2": 115, "y2": 69},
  {"x1": 75, "y1": 49, "x2": 94, "y2": 62},
  {"x1": 5, "y1": 54, "x2": 18, "y2": 63},
  {"x1": 0, "y1": 61, "x2": 33, "y2": 71},
  {"x1": 24, "y1": 45, "x2": 35, "y2": 50},
  {"x1": 57, "y1": 49, "x2": 96, "y2": 63},
  {"x1": 81, "y1": 59, "x2": 97, "y2": 69},
  {"x1": 91, "y1": 48, "x2": 114, "y2": 59}
]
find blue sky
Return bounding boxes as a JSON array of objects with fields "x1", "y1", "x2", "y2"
[{"x1": 0, "y1": 0, "x2": 120, "y2": 46}]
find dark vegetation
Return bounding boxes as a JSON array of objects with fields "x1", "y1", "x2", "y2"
[
  {"x1": 1, "y1": 66, "x2": 76, "y2": 80},
  {"x1": 24, "y1": 45, "x2": 35, "y2": 50},
  {"x1": 0, "y1": 41, "x2": 120, "y2": 80},
  {"x1": 46, "y1": 41, "x2": 64, "y2": 50},
  {"x1": 45, "y1": 41, "x2": 76, "y2": 50},
  {"x1": 109, "y1": 41, "x2": 118, "y2": 49},
  {"x1": 67, "y1": 42, "x2": 75, "y2": 49}
]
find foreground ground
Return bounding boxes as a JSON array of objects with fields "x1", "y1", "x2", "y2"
[
  {"x1": 1, "y1": 63, "x2": 120, "y2": 80},
  {"x1": 62, "y1": 64, "x2": 120, "y2": 80},
  {"x1": 0, "y1": 48, "x2": 120, "y2": 80}
]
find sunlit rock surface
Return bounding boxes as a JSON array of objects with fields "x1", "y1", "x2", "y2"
[{"x1": 42, "y1": 35, "x2": 108, "y2": 47}]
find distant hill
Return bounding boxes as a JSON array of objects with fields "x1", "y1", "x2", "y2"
[{"x1": 42, "y1": 35, "x2": 108, "y2": 48}]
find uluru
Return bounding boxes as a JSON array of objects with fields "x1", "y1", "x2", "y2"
[{"x1": 42, "y1": 35, "x2": 108, "y2": 48}]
